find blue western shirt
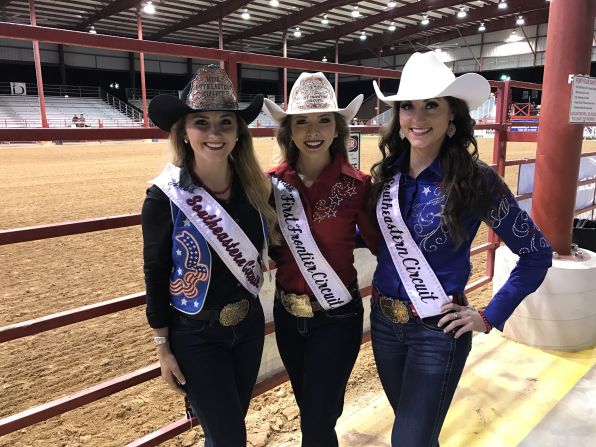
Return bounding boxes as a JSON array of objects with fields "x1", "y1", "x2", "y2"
[{"x1": 373, "y1": 151, "x2": 552, "y2": 330}]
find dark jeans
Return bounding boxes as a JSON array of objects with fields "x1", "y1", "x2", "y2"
[
  {"x1": 370, "y1": 298, "x2": 472, "y2": 447},
  {"x1": 273, "y1": 292, "x2": 363, "y2": 447},
  {"x1": 170, "y1": 300, "x2": 265, "y2": 447}
]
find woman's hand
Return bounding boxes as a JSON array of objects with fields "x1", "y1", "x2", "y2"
[
  {"x1": 437, "y1": 303, "x2": 488, "y2": 338},
  {"x1": 156, "y1": 345, "x2": 187, "y2": 396}
]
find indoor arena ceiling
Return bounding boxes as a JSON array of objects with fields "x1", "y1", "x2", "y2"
[{"x1": 0, "y1": 0, "x2": 551, "y2": 62}]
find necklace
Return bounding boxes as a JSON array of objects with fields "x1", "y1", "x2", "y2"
[{"x1": 207, "y1": 176, "x2": 232, "y2": 195}]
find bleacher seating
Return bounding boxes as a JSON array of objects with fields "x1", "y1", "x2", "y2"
[{"x1": 0, "y1": 96, "x2": 141, "y2": 128}]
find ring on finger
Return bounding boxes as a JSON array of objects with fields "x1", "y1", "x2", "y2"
[{"x1": 453, "y1": 312, "x2": 459, "y2": 319}]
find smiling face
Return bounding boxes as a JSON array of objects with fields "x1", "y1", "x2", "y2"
[
  {"x1": 399, "y1": 98, "x2": 454, "y2": 155},
  {"x1": 290, "y1": 112, "x2": 338, "y2": 159},
  {"x1": 184, "y1": 111, "x2": 238, "y2": 165}
]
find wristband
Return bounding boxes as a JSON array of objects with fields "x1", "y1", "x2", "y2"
[
  {"x1": 478, "y1": 310, "x2": 493, "y2": 334},
  {"x1": 153, "y1": 336, "x2": 169, "y2": 346}
]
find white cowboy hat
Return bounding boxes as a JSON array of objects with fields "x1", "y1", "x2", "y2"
[
  {"x1": 373, "y1": 52, "x2": 490, "y2": 110},
  {"x1": 263, "y1": 72, "x2": 363, "y2": 124}
]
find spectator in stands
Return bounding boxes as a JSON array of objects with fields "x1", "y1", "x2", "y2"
[
  {"x1": 78, "y1": 114, "x2": 86, "y2": 127},
  {"x1": 71, "y1": 114, "x2": 79, "y2": 127},
  {"x1": 142, "y1": 65, "x2": 278, "y2": 446},
  {"x1": 262, "y1": 73, "x2": 378, "y2": 447},
  {"x1": 368, "y1": 51, "x2": 553, "y2": 446}
]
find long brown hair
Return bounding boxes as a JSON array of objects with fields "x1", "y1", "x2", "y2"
[
  {"x1": 369, "y1": 97, "x2": 508, "y2": 247},
  {"x1": 275, "y1": 112, "x2": 350, "y2": 164},
  {"x1": 170, "y1": 116, "x2": 280, "y2": 245}
]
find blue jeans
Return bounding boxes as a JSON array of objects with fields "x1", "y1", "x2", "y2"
[
  {"x1": 370, "y1": 298, "x2": 472, "y2": 447},
  {"x1": 274, "y1": 293, "x2": 363, "y2": 447},
  {"x1": 169, "y1": 300, "x2": 265, "y2": 447}
]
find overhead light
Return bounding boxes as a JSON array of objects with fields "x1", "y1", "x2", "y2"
[
  {"x1": 351, "y1": 6, "x2": 360, "y2": 18},
  {"x1": 293, "y1": 27, "x2": 301, "y2": 37},
  {"x1": 500, "y1": 74, "x2": 511, "y2": 81},
  {"x1": 516, "y1": 16, "x2": 525, "y2": 25},
  {"x1": 505, "y1": 30, "x2": 523, "y2": 42},
  {"x1": 322, "y1": 56, "x2": 327, "y2": 62},
  {"x1": 478, "y1": 22, "x2": 486, "y2": 32},
  {"x1": 434, "y1": 48, "x2": 442, "y2": 53},
  {"x1": 321, "y1": 14, "x2": 328, "y2": 25},
  {"x1": 270, "y1": 0, "x2": 279, "y2": 6},
  {"x1": 241, "y1": 9, "x2": 250, "y2": 20},
  {"x1": 457, "y1": 7, "x2": 467, "y2": 18},
  {"x1": 388, "y1": 1, "x2": 396, "y2": 8},
  {"x1": 421, "y1": 15, "x2": 429, "y2": 25},
  {"x1": 89, "y1": 26, "x2": 97, "y2": 34},
  {"x1": 360, "y1": 31, "x2": 367, "y2": 41},
  {"x1": 64, "y1": 95, "x2": 69, "y2": 98},
  {"x1": 388, "y1": 22, "x2": 396, "y2": 31},
  {"x1": 498, "y1": 1, "x2": 508, "y2": 9},
  {"x1": 142, "y1": 1, "x2": 155, "y2": 14}
]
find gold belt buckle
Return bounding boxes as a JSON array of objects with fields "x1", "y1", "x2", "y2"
[
  {"x1": 219, "y1": 299, "x2": 250, "y2": 327},
  {"x1": 380, "y1": 297, "x2": 410, "y2": 324},
  {"x1": 280, "y1": 292, "x2": 314, "y2": 318}
]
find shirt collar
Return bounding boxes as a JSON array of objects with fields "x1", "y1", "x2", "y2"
[{"x1": 271, "y1": 153, "x2": 365, "y2": 182}]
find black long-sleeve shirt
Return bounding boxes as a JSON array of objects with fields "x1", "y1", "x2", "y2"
[{"x1": 141, "y1": 167, "x2": 265, "y2": 329}]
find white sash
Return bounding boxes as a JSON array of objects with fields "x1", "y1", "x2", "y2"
[
  {"x1": 272, "y1": 176, "x2": 351, "y2": 310},
  {"x1": 153, "y1": 164, "x2": 263, "y2": 297},
  {"x1": 376, "y1": 173, "x2": 451, "y2": 318}
]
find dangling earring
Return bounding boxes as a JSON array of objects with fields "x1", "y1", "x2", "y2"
[
  {"x1": 398, "y1": 128, "x2": 405, "y2": 140},
  {"x1": 447, "y1": 121, "x2": 456, "y2": 138}
]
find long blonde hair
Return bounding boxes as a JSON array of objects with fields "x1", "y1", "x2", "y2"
[{"x1": 170, "y1": 116, "x2": 279, "y2": 245}]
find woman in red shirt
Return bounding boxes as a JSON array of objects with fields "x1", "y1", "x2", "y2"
[{"x1": 263, "y1": 72, "x2": 378, "y2": 447}]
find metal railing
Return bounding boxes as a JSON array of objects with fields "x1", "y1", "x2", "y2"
[{"x1": 100, "y1": 89, "x2": 143, "y2": 123}]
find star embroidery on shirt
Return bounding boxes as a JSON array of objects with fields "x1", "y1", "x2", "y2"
[
  {"x1": 194, "y1": 301, "x2": 200, "y2": 308},
  {"x1": 176, "y1": 249, "x2": 182, "y2": 256},
  {"x1": 181, "y1": 298, "x2": 187, "y2": 305},
  {"x1": 422, "y1": 186, "x2": 431, "y2": 196},
  {"x1": 177, "y1": 267, "x2": 183, "y2": 276},
  {"x1": 329, "y1": 193, "x2": 343, "y2": 206},
  {"x1": 182, "y1": 218, "x2": 191, "y2": 227},
  {"x1": 344, "y1": 182, "x2": 357, "y2": 197},
  {"x1": 326, "y1": 208, "x2": 337, "y2": 218}
]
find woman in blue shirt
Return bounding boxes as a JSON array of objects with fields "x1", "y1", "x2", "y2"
[{"x1": 368, "y1": 52, "x2": 552, "y2": 446}]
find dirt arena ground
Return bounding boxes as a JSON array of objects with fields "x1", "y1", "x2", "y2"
[{"x1": 1, "y1": 136, "x2": 595, "y2": 446}]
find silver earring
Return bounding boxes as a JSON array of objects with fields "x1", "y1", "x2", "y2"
[
  {"x1": 398, "y1": 128, "x2": 405, "y2": 140},
  {"x1": 184, "y1": 138, "x2": 189, "y2": 144},
  {"x1": 447, "y1": 121, "x2": 456, "y2": 138}
]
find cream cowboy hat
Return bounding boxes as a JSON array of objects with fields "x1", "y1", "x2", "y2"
[
  {"x1": 373, "y1": 52, "x2": 490, "y2": 110},
  {"x1": 262, "y1": 72, "x2": 363, "y2": 124}
]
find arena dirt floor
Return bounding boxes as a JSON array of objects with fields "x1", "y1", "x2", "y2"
[{"x1": 1, "y1": 136, "x2": 595, "y2": 446}]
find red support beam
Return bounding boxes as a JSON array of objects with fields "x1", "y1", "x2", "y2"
[
  {"x1": 138, "y1": 13, "x2": 149, "y2": 127},
  {"x1": 532, "y1": 0, "x2": 595, "y2": 255},
  {"x1": 29, "y1": 0, "x2": 48, "y2": 128}
]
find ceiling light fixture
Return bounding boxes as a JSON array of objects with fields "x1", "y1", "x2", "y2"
[
  {"x1": 322, "y1": 56, "x2": 327, "y2": 62},
  {"x1": 352, "y1": 6, "x2": 360, "y2": 18},
  {"x1": 457, "y1": 7, "x2": 467, "y2": 18},
  {"x1": 293, "y1": 27, "x2": 301, "y2": 37},
  {"x1": 388, "y1": 22, "x2": 396, "y2": 31},
  {"x1": 270, "y1": 0, "x2": 279, "y2": 6},
  {"x1": 516, "y1": 16, "x2": 525, "y2": 25},
  {"x1": 498, "y1": 1, "x2": 508, "y2": 9},
  {"x1": 321, "y1": 14, "x2": 329, "y2": 25},
  {"x1": 421, "y1": 14, "x2": 430, "y2": 25},
  {"x1": 241, "y1": 9, "x2": 250, "y2": 20},
  {"x1": 505, "y1": 30, "x2": 523, "y2": 42},
  {"x1": 360, "y1": 31, "x2": 367, "y2": 41},
  {"x1": 388, "y1": 1, "x2": 396, "y2": 8},
  {"x1": 89, "y1": 26, "x2": 97, "y2": 34},
  {"x1": 142, "y1": 1, "x2": 155, "y2": 14},
  {"x1": 478, "y1": 22, "x2": 486, "y2": 31}
]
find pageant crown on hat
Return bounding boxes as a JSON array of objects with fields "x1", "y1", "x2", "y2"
[
  {"x1": 373, "y1": 52, "x2": 490, "y2": 110},
  {"x1": 262, "y1": 72, "x2": 363, "y2": 124},
  {"x1": 149, "y1": 65, "x2": 263, "y2": 131}
]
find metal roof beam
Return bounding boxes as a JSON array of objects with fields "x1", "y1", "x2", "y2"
[
  {"x1": 223, "y1": 0, "x2": 354, "y2": 46},
  {"x1": 149, "y1": 0, "x2": 252, "y2": 40},
  {"x1": 76, "y1": 0, "x2": 141, "y2": 31},
  {"x1": 304, "y1": 0, "x2": 549, "y2": 61}
]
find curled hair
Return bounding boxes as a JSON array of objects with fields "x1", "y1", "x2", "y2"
[
  {"x1": 275, "y1": 112, "x2": 350, "y2": 164},
  {"x1": 369, "y1": 97, "x2": 506, "y2": 247},
  {"x1": 170, "y1": 115, "x2": 280, "y2": 245}
]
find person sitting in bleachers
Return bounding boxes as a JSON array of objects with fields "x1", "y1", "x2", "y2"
[{"x1": 71, "y1": 114, "x2": 79, "y2": 128}]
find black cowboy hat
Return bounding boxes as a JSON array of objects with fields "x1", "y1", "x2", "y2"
[{"x1": 148, "y1": 65, "x2": 263, "y2": 132}]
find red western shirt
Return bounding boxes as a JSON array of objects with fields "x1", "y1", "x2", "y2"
[{"x1": 269, "y1": 154, "x2": 378, "y2": 297}]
